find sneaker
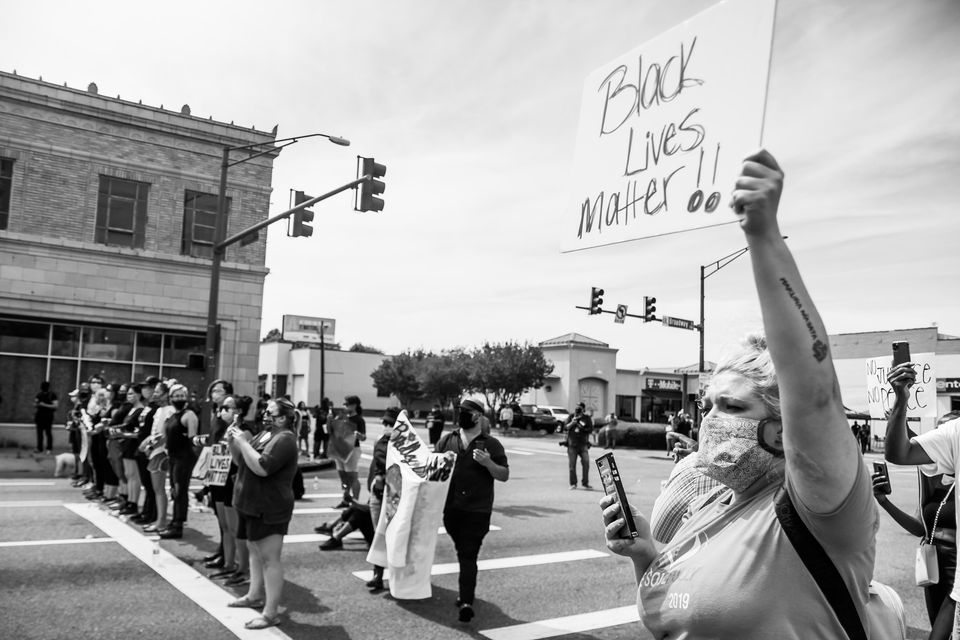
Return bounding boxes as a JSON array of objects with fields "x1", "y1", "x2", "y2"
[
  {"x1": 582, "y1": 484, "x2": 593, "y2": 490},
  {"x1": 333, "y1": 500, "x2": 349, "y2": 509},
  {"x1": 569, "y1": 485, "x2": 577, "y2": 490},
  {"x1": 223, "y1": 572, "x2": 249, "y2": 587},
  {"x1": 366, "y1": 578, "x2": 385, "y2": 592},
  {"x1": 318, "y1": 538, "x2": 343, "y2": 551},
  {"x1": 458, "y1": 604, "x2": 475, "y2": 623},
  {"x1": 313, "y1": 523, "x2": 334, "y2": 535}
]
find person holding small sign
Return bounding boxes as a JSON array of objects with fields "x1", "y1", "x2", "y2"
[
  {"x1": 227, "y1": 397, "x2": 299, "y2": 630},
  {"x1": 600, "y1": 150, "x2": 886, "y2": 638}
]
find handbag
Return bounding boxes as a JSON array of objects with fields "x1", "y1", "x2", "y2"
[
  {"x1": 774, "y1": 485, "x2": 906, "y2": 640},
  {"x1": 191, "y1": 446, "x2": 213, "y2": 482},
  {"x1": 916, "y1": 482, "x2": 954, "y2": 586}
]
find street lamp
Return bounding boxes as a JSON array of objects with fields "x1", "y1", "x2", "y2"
[{"x1": 203, "y1": 133, "x2": 350, "y2": 426}]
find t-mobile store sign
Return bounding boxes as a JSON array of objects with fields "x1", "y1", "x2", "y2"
[{"x1": 646, "y1": 377, "x2": 681, "y2": 391}]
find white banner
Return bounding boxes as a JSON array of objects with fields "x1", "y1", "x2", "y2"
[
  {"x1": 366, "y1": 410, "x2": 456, "y2": 600},
  {"x1": 564, "y1": 0, "x2": 776, "y2": 252},
  {"x1": 865, "y1": 353, "x2": 937, "y2": 422}
]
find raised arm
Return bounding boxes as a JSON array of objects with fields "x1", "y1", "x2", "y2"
[
  {"x1": 883, "y1": 364, "x2": 931, "y2": 465},
  {"x1": 732, "y1": 149, "x2": 857, "y2": 512}
]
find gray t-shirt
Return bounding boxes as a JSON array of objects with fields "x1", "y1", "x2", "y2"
[{"x1": 638, "y1": 456, "x2": 877, "y2": 639}]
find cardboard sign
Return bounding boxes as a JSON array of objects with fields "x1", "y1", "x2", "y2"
[
  {"x1": 564, "y1": 0, "x2": 776, "y2": 252},
  {"x1": 206, "y1": 443, "x2": 232, "y2": 487},
  {"x1": 328, "y1": 418, "x2": 358, "y2": 462},
  {"x1": 865, "y1": 353, "x2": 937, "y2": 423},
  {"x1": 366, "y1": 410, "x2": 456, "y2": 600}
]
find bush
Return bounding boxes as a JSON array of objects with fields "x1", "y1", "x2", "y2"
[{"x1": 597, "y1": 423, "x2": 666, "y2": 450}]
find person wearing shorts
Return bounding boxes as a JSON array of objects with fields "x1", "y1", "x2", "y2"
[
  {"x1": 333, "y1": 395, "x2": 366, "y2": 508},
  {"x1": 228, "y1": 397, "x2": 299, "y2": 630}
]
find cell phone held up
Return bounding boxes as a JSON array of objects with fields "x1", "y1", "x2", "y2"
[
  {"x1": 892, "y1": 341, "x2": 911, "y2": 367},
  {"x1": 596, "y1": 453, "x2": 639, "y2": 539},
  {"x1": 873, "y1": 461, "x2": 892, "y2": 495}
]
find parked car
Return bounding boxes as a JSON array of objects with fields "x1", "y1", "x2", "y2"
[
  {"x1": 518, "y1": 404, "x2": 562, "y2": 432},
  {"x1": 539, "y1": 406, "x2": 571, "y2": 431}
]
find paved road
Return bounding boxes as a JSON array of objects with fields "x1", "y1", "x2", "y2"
[{"x1": 0, "y1": 432, "x2": 932, "y2": 639}]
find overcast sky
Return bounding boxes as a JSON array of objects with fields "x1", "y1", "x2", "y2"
[{"x1": 3, "y1": 0, "x2": 958, "y2": 370}]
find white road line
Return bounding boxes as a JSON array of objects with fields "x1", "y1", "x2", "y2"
[
  {"x1": 438, "y1": 524, "x2": 501, "y2": 535},
  {"x1": 511, "y1": 448, "x2": 567, "y2": 457},
  {"x1": 0, "y1": 536, "x2": 115, "y2": 548},
  {"x1": 283, "y1": 532, "x2": 365, "y2": 544},
  {"x1": 0, "y1": 500, "x2": 64, "y2": 507},
  {"x1": 292, "y1": 507, "x2": 341, "y2": 515},
  {"x1": 360, "y1": 454, "x2": 372, "y2": 461},
  {"x1": 479, "y1": 605, "x2": 639, "y2": 640},
  {"x1": 0, "y1": 481, "x2": 57, "y2": 486},
  {"x1": 503, "y1": 449, "x2": 533, "y2": 456},
  {"x1": 352, "y1": 548, "x2": 605, "y2": 582},
  {"x1": 65, "y1": 503, "x2": 291, "y2": 640},
  {"x1": 299, "y1": 493, "x2": 343, "y2": 500}
]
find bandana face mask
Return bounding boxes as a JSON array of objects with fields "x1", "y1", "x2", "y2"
[{"x1": 693, "y1": 415, "x2": 781, "y2": 493}]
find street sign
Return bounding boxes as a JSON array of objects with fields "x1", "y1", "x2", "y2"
[
  {"x1": 282, "y1": 315, "x2": 336, "y2": 344},
  {"x1": 614, "y1": 304, "x2": 628, "y2": 324},
  {"x1": 661, "y1": 315, "x2": 698, "y2": 331}
]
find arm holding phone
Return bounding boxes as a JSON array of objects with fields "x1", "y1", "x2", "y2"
[
  {"x1": 884, "y1": 362, "x2": 932, "y2": 465},
  {"x1": 871, "y1": 463, "x2": 926, "y2": 537}
]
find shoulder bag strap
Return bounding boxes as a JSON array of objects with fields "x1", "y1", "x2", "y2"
[{"x1": 774, "y1": 485, "x2": 868, "y2": 640}]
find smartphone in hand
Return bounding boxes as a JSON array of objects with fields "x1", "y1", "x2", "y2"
[
  {"x1": 892, "y1": 341, "x2": 911, "y2": 367},
  {"x1": 873, "y1": 461, "x2": 892, "y2": 495},
  {"x1": 596, "y1": 453, "x2": 639, "y2": 539}
]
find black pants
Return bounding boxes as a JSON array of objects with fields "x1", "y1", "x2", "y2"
[
  {"x1": 924, "y1": 542, "x2": 957, "y2": 638},
  {"x1": 313, "y1": 429, "x2": 328, "y2": 458},
  {"x1": 429, "y1": 426, "x2": 444, "y2": 446},
  {"x1": 136, "y1": 453, "x2": 156, "y2": 520},
  {"x1": 35, "y1": 419, "x2": 53, "y2": 451},
  {"x1": 92, "y1": 433, "x2": 118, "y2": 491},
  {"x1": 443, "y1": 509, "x2": 491, "y2": 606},
  {"x1": 167, "y1": 449, "x2": 197, "y2": 528}
]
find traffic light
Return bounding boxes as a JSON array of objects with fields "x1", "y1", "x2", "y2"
[
  {"x1": 291, "y1": 190, "x2": 314, "y2": 237},
  {"x1": 589, "y1": 287, "x2": 604, "y2": 315},
  {"x1": 643, "y1": 296, "x2": 657, "y2": 322},
  {"x1": 357, "y1": 157, "x2": 386, "y2": 212}
]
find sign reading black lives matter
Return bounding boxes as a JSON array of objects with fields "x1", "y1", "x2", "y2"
[{"x1": 564, "y1": 0, "x2": 776, "y2": 253}]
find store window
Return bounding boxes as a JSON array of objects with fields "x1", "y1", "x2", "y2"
[
  {"x1": 51, "y1": 324, "x2": 81, "y2": 357},
  {"x1": 0, "y1": 157, "x2": 13, "y2": 230},
  {"x1": 0, "y1": 319, "x2": 49, "y2": 355},
  {"x1": 82, "y1": 327, "x2": 134, "y2": 361},
  {"x1": 163, "y1": 334, "x2": 205, "y2": 367},
  {"x1": 182, "y1": 190, "x2": 230, "y2": 259},
  {"x1": 95, "y1": 175, "x2": 149, "y2": 248}
]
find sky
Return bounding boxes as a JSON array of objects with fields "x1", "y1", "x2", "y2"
[{"x1": 2, "y1": 0, "x2": 959, "y2": 371}]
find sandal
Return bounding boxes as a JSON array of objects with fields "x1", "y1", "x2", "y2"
[
  {"x1": 227, "y1": 596, "x2": 265, "y2": 609},
  {"x1": 244, "y1": 614, "x2": 281, "y2": 630}
]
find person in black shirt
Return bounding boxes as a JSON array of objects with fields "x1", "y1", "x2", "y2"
[
  {"x1": 427, "y1": 404, "x2": 445, "y2": 447},
  {"x1": 159, "y1": 384, "x2": 199, "y2": 539},
  {"x1": 436, "y1": 399, "x2": 509, "y2": 623},
  {"x1": 564, "y1": 403, "x2": 594, "y2": 490},
  {"x1": 34, "y1": 380, "x2": 58, "y2": 454}
]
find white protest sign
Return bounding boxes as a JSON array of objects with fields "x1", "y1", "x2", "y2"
[
  {"x1": 564, "y1": 0, "x2": 776, "y2": 252},
  {"x1": 865, "y1": 353, "x2": 936, "y2": 422},
  {"x1": 206, "y1": 443, "x2": 232, "y2": 487}
]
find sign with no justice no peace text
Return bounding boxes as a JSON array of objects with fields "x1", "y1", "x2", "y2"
[{"x1": 564, "y1": 0, "x2": 777, "y2": 253}]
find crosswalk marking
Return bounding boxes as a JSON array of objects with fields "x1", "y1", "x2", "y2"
[
  {"x1": 510, "y1": 448, "x2": 567, "y2": 457},
  {"x1": 292, "y1": 507, "x2": 341, "y2": 515},
  {"x1": 284, "y1": 525, "x2": 502, "y2": 545},
  {"x1": 351, "y1": 548, "x2": 606, "y2": 582},
  {"x1": 300, "y1": 493, "x2": 343, "y2": 500},
  {"x1": 66, "y1": 503, "x2": 292, "y2": 640},
  {"x1": 0, "y1": 500, "x2": 64, "y2": 507},
  {"x1": 0, "y1": 536, "x2": 115, "y2": 548},
  {"x1": 503, "y1": 449, "x2": 534, "y2": 456},
  {"x1": 479, "y1": 605, "x2": 639, "y2": 640},
  {"x1": 0, "y1": 481, "x2": 56, "y2": 487}
]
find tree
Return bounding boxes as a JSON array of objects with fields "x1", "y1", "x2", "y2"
[
  {"x1": 349, "y1": 342, "x2": 384, "y2": 354},
  {"x1": 469, "y1": 341, "x2": 554, "y2": 419},
  {"x1": 370, "y1": 350, "x2": 427, "y2": 408},
  {"x1": 418, "y1": 349, "x2": 472, "y2": 410},
  {"x1": 261, "y1": 328, "x2": 283, "y2": 342}
]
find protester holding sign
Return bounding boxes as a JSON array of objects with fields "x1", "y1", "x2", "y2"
[
  {"x1": 600, "y1": 150, "x2": 884, "y2": 638},
  {"x1": 330, "y1": 395, "x2": 366, "y2": 508},
  {"x1": 437, "y1": 399, "x2": 509, "y2": 623},
  {"x1": 228, "y1": 397, "x2": 299, "y2": 630}
]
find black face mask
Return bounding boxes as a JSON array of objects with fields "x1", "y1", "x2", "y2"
[
  {"x1": 172, "y1": 400, "x2": 188, "y2": 411},
  {"x1": 458, "y1": 412, "x2": 476, "y2": 429}
]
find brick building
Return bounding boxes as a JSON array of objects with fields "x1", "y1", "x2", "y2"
[{"x1": 0, "y1": 71, "x2": 276, "y2": 440}]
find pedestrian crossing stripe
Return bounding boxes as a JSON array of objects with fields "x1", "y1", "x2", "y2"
[
  {"x1": 0, "y1": 536, "x2": 115, "y2": 547},
  {"x1": 0, "y1": 481, "x2": 56, "y2": 486},
  {"x1": 479, "y1": 605, "x2": 639, "y2": 640},
  {"x1": 292, "y1": 507, "x2": 342, "y2": 515},
  {"x1": 351, "y1": 548, "x2": 606, "y2": 582},
  {"x1": 283, "y1": 524, "x2": 502, "y2": 544},
  {"x1": 503, "y1": 449, "x2": 534, "y2": 456},
  {"x1": 0, "y1": 500, "x2": 65, "y2": 507}
]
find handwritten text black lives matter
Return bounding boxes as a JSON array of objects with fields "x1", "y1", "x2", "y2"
[{"x1": 578, "y1": 37, "x2": 722, "y2": 239}]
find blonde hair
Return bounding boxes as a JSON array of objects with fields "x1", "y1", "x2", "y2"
[{"x1": 713, "y1": 332, "x2": 781, "y2": 420}]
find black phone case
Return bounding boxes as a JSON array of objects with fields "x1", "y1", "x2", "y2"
[
  {"x1": 892, "y1": 341, "x2": 911, "y2": 366},
  {"x1": 872, "y1": 461, "x2": 892, "y2": 494},
  {"x1": 596, "y1": 453, "x2": 639, "y2": 539}
]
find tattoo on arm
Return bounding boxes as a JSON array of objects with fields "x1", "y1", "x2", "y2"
[{"x1": 779, "y1": 277, "x2": 829, "y2": 362}]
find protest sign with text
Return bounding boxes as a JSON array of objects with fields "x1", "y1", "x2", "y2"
[
  {"x1": 564, "y1": 0, "x2": 776, "y2": 252},
  {"x1": 206, "y1": 443, "x2": 232, "y2": 487},
  {"x1": 865, "y1": 352, "x2": 936, "y2": 425},
  {"x1": 366, "y1": 410, "x2": 456, "y2": 600}
]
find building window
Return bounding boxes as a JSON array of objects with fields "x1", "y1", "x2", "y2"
[
  {"x1": 182, "y1": 191, "x2": 229, "y2": 259},
  {"x1": 0, "y1": 157, "x2": 13, "y2": 230},
  {"x1": 95, "y1": 175, "x2": 149, "y2": 248}
]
